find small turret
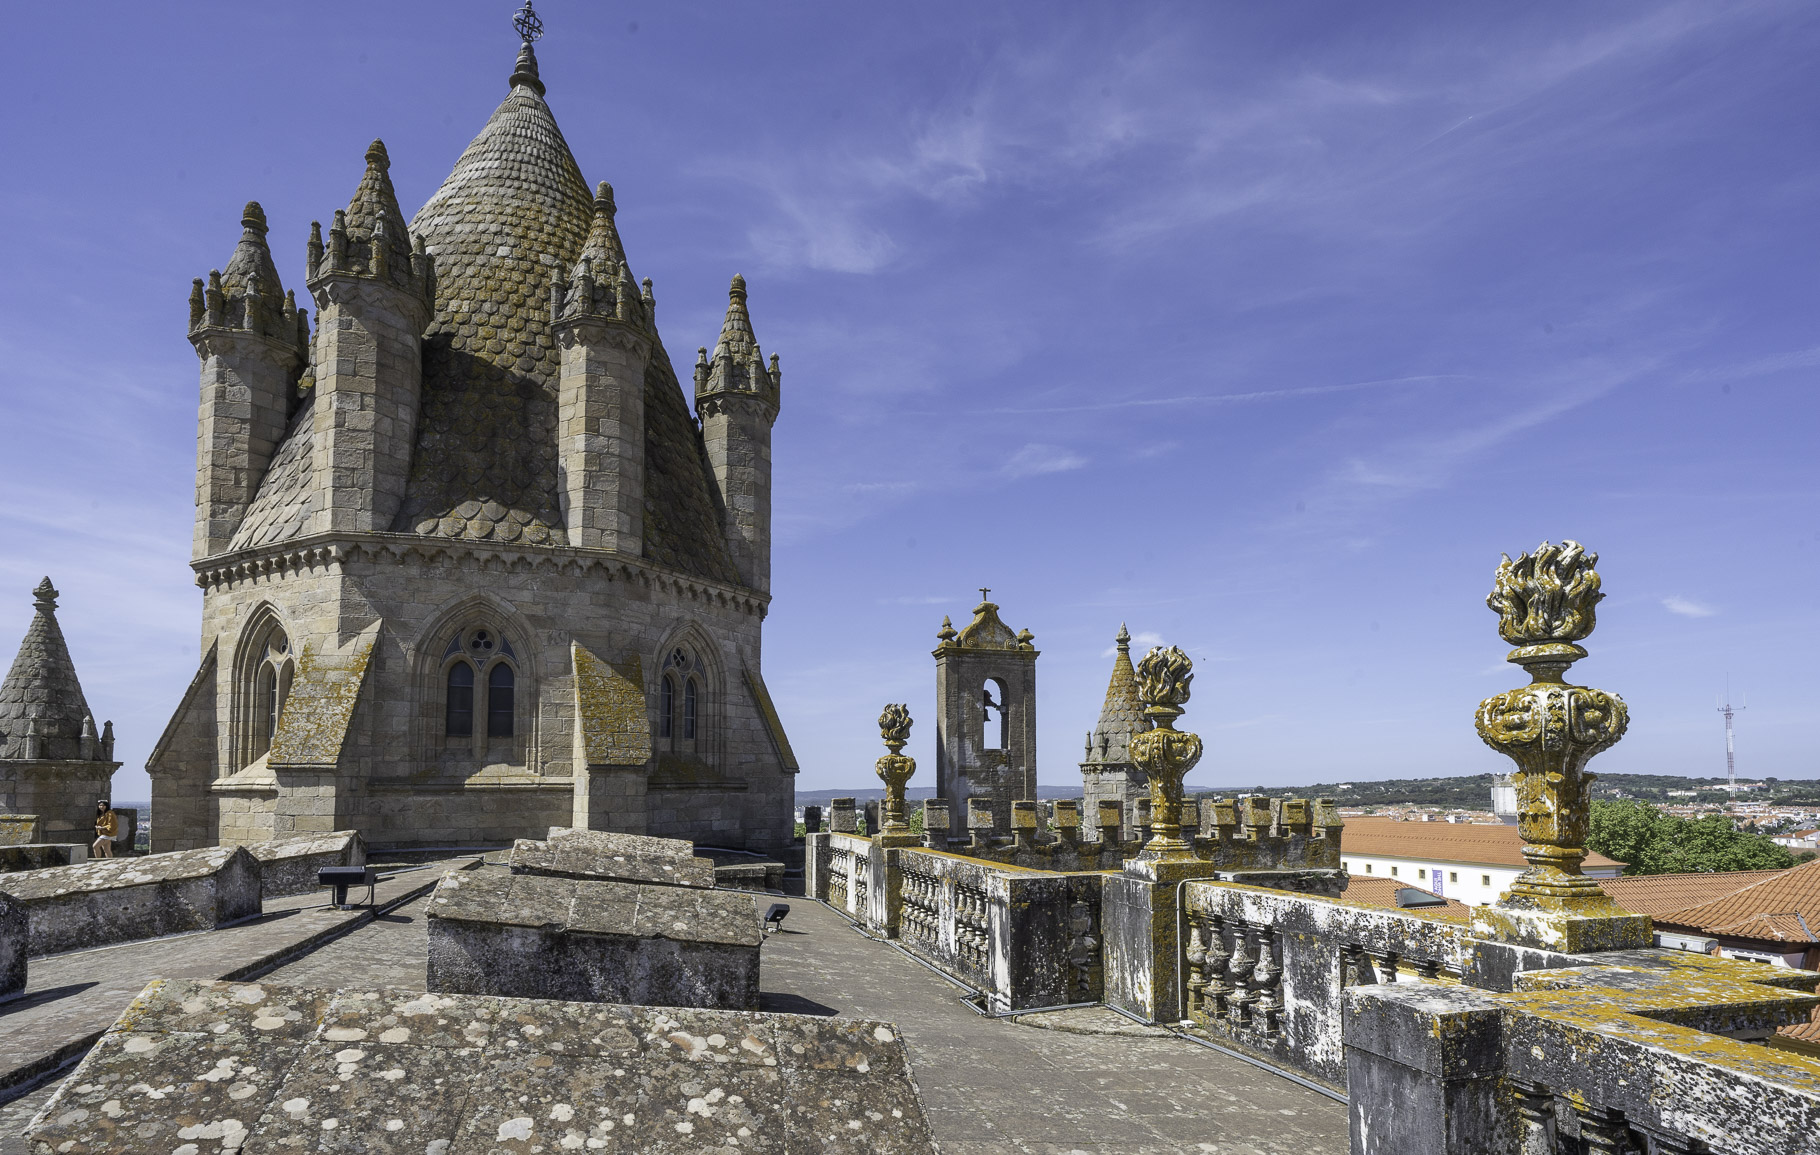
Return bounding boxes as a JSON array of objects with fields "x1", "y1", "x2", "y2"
[
  {"x1": 301, "y1": 138, "x2": 436, "y2": 534},
  {"x1": 309, "y1": 141, "x2": 427, "y2": 297},
  {"x1": 697, "y1": 275, "x2": 782, "y2": 593},
  {"x1": 553, "y1": 181, "x2": 652, "y2": 555},
  {"x1": 189, "y1": 201, "x2": 308, "y2": 558}
]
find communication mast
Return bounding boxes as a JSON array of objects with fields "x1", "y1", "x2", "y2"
[{"x1": 1718, "y1": 684, "x2": 1746, "y2": 792}]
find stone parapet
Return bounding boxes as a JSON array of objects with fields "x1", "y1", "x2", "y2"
[
  {"x1": 0, "y1": 845, "x2": 260, "y2": 957},
  {"x1": 427, "y1": 867, "x2": 761, "y2": 1009},
  {"x1": 24, "y1": 977, "x2": 938, "y2": 1153},
  {"x1": 1346, "y1": 951, "x2": 1820, "y2": 1155},
  {"x1": 509, "y1": 825, "x2": 715, "y2": 889},
  {"x1": 0, "y1": 888, "x2": 22, "y2": 1002},
  {"x1": 244, "y1": 829, "x2": 366, "y2": 899}
]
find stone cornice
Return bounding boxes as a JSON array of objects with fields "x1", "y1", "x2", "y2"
[{"x1": 192, "y1": 531, "x2": 770, "y2": 617}]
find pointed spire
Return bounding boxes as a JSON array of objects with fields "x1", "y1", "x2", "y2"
[
  {"x1": 699, "y1": 274, "x2": 777, "y2": 405},
  {"x1": 329, "y1": 139, "x2": 416, "y2": 289},
  {"x1": 510, "y1": 41, "x2": 546, "y2": 96},
  {"x1": 0, "y1": 578, "x2": 98, "y2": 762},
  {"x1": 219, "y1": 201, "x2": 286, "y2": 336},
  {"x1": 1084, "y1": 623, "x2": 1145, "y2": 768},
  {"x1": 558, "y1": 181, "x2": 636, "y2": 324}
]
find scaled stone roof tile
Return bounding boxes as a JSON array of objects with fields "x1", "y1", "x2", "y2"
[
  {"x1": 1083, "y1": 624, "x2": 1145, "y2": 768},
  {"x1": 226, "y1": 394, "x2": 318, "y2": 552}
]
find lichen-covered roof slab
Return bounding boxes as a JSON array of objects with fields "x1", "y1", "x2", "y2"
[
  {"x1": 432, "y1": 867, "x2": 757, "y2": 946},
  {"x1": 24, "y1": 977, "x2": 938, "y2": 1153},
  {"x1": 510, "y1": 826, "x2": 717, "y2": 889}
]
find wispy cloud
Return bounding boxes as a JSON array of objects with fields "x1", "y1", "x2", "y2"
[
  {"x1": 1662, "y1": 596, "x2": 1718, "y2": 618},
  {"x1": 1102, "y1": 630, "x2": 1165, "y2": 658},
  {"x1": 1002, "y1": 443, "x2": 1086, "y2": 478}
]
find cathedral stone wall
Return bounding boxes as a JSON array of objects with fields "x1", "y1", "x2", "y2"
[{"x1": 155, "y1": 537, "x2": 793, "y2": 852}]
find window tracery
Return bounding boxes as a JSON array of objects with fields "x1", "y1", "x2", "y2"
[{"x1": 439, "y1": 625, "x2": 521, "y2": 753}]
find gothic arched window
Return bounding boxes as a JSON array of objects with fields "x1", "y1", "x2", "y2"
[
  {"x1": 446, "y1": 664, "x2": 475, "y2": 737},
  {"x1": 660, "y1": 646, "x2": 707, "y2": 751},
  {"x1": 487, "y1": 664, "x2": 516, "y2": 738},
  {"x1": 440, "y1": 627, "x2": 520, "y2": 754},
  {"x1": 247, "y1": 626, "x2": 294, "y2": 763}
]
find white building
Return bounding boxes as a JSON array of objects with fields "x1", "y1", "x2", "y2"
[{"x1": 1339, "y1": 817, "x2": 1624, "y2": 907}]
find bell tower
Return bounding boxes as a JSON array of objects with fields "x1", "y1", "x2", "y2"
[{"x1": 933, "y1": 591, "x2": 1038, "y2": 839}]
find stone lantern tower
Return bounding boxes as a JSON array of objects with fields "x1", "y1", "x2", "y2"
[{"x1": 933, "y1": 593, "x2": 1038, "y2": 838}]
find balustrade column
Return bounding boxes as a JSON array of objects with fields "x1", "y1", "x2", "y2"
[
  {"x1": 1185, "y1": 916, "x2": 1209, "y2": 1014},
  {"x1": 1227, "y1": 924, "x2": 1257, "y2": 1026},
  {"x1": 1203, "y1": 917, "x2": 1232, "y2": 1015},
  {"x1": 1511, "y1": 1082, "x2": 1557, "y2": 1155},
  {"x1": 1372, "y1": 951, "x2": 1399, "y2": 984},
  {"x1": 1251, "y1": 925, "x2": 1281, "y2": 1033},
  {"x1": 1576, "y1": 1107, "x2": 1635, "y2": 1155},
  {"x1": 1413, "y1": 958, "x2": 1442, "y2": 980},
  {"x1": 1636, "y1": 1127, "x2": 1705, "y2": 1155}
]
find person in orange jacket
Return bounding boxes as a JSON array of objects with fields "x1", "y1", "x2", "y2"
[{"x1": 93, "y1": 799, "x2": 118, "y2": 859}]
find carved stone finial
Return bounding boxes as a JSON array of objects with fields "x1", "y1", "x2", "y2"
[
  {"x1": 241, "y1": 202, "x2": 267, "y2": 235},
  {"x1": 874, "y1": 703, "x2": 917, "y2": 843},
  {"x1": 1128, "y1": 646, "x2": 1203, "y2": 860},
  {"x1": 365, "y1": 139, "x2": 390, "y2": 172},
  {"x1": 1473, "y1": 542, "x2": 1648, "y2": 951},
  {"x1": 1135, "y1": 645, "x2": 1193, "y2": 720},
  {"x1": 31, "y1": 577, "x2": 57, "y2": 613},
  {"x1": 936, "y1": 615, "x2": 957, "y2": 643},
  {"x1": 1487, "y1": 540, "x2": 1603, "y2": 668},
  {"x1": 1116, "y1": 622, "x2": 1131, "y2": 651}
]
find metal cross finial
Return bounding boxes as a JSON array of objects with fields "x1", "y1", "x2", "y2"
[
  {"x1": 979, "y1": 587, "x2": 991, "y2": 602},
  {"x1": 513, "y1": 1, "x2": 544, "y2": 43}
]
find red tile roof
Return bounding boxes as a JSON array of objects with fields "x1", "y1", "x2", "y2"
[
  {"x1": 1599, "y1": 870, "x2": 1788, "y2": 919},
  {"x1": 1338, "y1": 876, "x2": 1471, "y2": 920},
  {"x1": 1340, "y1": 817, "x2": 1624, "y2": 871},
  {"x1": 1653, "y1": 857, "x2": 1820, "y2": 944}
]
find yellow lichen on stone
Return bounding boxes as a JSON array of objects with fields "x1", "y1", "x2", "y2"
[
  {"x1": 570, "y1": 643, "x2": 650, "y2": 766},
  {"x1": 269, "y1": 624, "x2": 378, "y2": 767}
]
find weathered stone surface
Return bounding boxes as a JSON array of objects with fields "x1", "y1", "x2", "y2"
[
  {"x1": 1346, "y1": 949, "x2": 1820, "y2": 1155},
  {"x1": 0, "y1": 887, "x2": 23, "y2": 1001},
  {"x1": 510, "y1": 825, "x2": 716, "y2": 888},
  {"x1": 24, "y1": 977, "x2": 938, "y2": 1153},
  {"x1": 427, "y1": 867, "x2": 761, "y2": 1008},
  {"x1": 244, "y1": 828, "x2": 366, "y2": 898},
  {"x1": 0, "y1": 814, "x2": 37, "y2": 846},
  {"x1": 714, "y1": 861, "x2": 784, "y2": 892},
  {"x1": 0, "y1": 844, "x2": 77, "y2": 874},
  {"x1": 0, "y1": 845, "x2": 260, "y2": 957}
]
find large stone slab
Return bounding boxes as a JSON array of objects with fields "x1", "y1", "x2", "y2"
[
  {"x1": 0, "y1": 845, "x2": 260, "y2": 957},
  {"x1": 24, "y1": 977, "x2": 938, "y2": 1154},
  {"x1": 510, "y1": 824, "x2": 717, "y2": 889},
  {"x1": 428, "y1": 867, "x2": 762, "y2": 1009},
  {"x1": 0, "y1": 888, "x2": 22, "y2": 1002},
  {"x1": 245, "y1": 829, "x2": 367, "y2": 898}
]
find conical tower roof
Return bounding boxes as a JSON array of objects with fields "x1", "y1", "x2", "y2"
[
  {"x1": 1083, "y1": 624, "x2": 1145, "y2": 767},
  {"x1": 0, "y1": 579, "x2": 95, "y2": 761},
  {"x1": 341, "y1": 140, "x2": 415, "y2": 284},
  {"x1": 397, "y1": 39, "x2": 593, "y2": 546}
]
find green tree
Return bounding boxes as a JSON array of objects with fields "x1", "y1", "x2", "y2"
[{"x1": 1588, "y1": 800, "x2": 1795, "y2": 875}]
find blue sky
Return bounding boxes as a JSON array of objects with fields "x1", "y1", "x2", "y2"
[{"x1": 2, "y1": 1, "x2": 1816, "y2": 803}]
